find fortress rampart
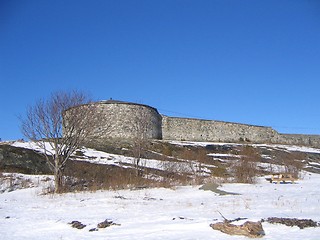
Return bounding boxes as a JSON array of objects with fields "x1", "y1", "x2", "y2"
[
  {"x1": 278, "y1": 134, "x2": 320, "y2": 147},
  {"x1": 67, "y1": 100, "x2": 162, "y2": 142},
  {"x1": 95, "y1": 100, "x2": 162, "y2": 140},
  {"x1": 66, "y1": 100, "x2": 320, "y2": 147},
  {"x1": 161, "y1": 115, "x2": 320, "y2": 147},
  {"x1": 161, "y1": 116, "x2": 278, "y2": 143}
]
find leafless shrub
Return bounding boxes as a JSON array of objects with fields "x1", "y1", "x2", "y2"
[
  {"x1": 231, "y1": 145, "x2": 260, "y2": 184},
  {"x1": 280, "y1": 151, "x2": 305, "y2": 178},
  {"x1": 211, "y1": 166, "x2": 228, "y2": 178},
  {"x1": 0, "y1": 173, "x2": 34, "y2": 192},
  {"x1": 160, "y1": 159, "x2": 190, "y2": 174},
  {"x1": 162, "y1": 144, "x2": 174, "y2": 157}
]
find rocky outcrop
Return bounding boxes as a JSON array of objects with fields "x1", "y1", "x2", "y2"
[{"x1": 0, "y1": 144, "x2": 51, "y2": 174}]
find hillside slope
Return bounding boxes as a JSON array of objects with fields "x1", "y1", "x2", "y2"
[{"x1": 1, "y1": 140, "x2": 320, "y2": 190}]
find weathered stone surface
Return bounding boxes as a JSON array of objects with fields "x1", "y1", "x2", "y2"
[
  {"x1": 66, "y1": 100, "x2": 162, "y2": 144},
  {"x1": 162, "y1": 116, "x2": 277, "y2": 143},
  {"x1": 162, "y1": 116, "x2": 320, "y2": 147},
  {"x1": 210, "y1": 220, "x2": 265, "y2": 238}
]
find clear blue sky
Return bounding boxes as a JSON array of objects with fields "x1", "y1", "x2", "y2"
[{"x1": 1, "y1": 0, "x2": 320, "y2": 141}]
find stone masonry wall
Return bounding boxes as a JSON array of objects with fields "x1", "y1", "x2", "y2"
[
  {"x1": 66, "y1": 101, "x2": 163, "y2": 144},
  {"x1": 93, "y1": 101, "x2": 162, "y2": 141},
  {"x1": 162, "y1": 115, "x2": 320, "y2": 147},
  {"x1": 161, "y1": 115, "x2": 279, "y2": 143},
  {"x1": 276, "y1": 134, "x2": 320, "y2": 147},
  {"x1": 66, "y1": 101, "x2": 320, "y2": 147}
]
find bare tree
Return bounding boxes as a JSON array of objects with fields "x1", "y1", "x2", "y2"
[
  {"x1": 20, "y1": 90, "x2": 100, "y2": 193},
  {"x1": 131, "y1": 106, "x2": 152, "y2": 176}
]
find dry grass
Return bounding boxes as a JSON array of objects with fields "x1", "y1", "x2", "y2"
[{"x1": 231, "y1": 146, "x2": 260, "y2": 184}]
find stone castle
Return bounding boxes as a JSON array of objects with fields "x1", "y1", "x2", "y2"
[{"x1": 67, "y1": 100, "x2": 320, "y2": 147}]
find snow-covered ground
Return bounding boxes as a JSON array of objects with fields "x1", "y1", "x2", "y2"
[
  {"x1": 1, "y1": 172, "x2": 320, "y2": 239},
  {"x1": 2, "y1": 140, "x2": 320, "y2": 239}
]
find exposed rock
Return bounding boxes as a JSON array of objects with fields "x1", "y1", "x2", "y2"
[
  {"x1": 69, "y1": 220, "x2": 86, "y2": 229},
  {"x1": 97, "y1": 219, "x2": 118, "y2": 228},
  {"x1": 89, "y1": 228, "x2": 98, "y2": 232},
  {"x1": 263, "y1": 217, "x2": 319, "y2": 229},
  {"x1": 210, "y1": 220, "x2": 265, "y2": 238}
]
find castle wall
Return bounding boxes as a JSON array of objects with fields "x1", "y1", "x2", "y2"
[
  {"x1": 161, "y1": 115, "x2": 280, "y2": 143},
  {"x1": 65, "y1": 100, "x2": 320, "y2": 148},
  {"x1": 161, "y1": 115, "x2": 320, "y2": 147},
  {"x1": 277, "y1": 134, "x2": 320, "y2": 148},
  {"x1": 66, "y1": 101, "x2": 162, "y2": 144},
  {"x1": 94, "y1": 101, "x2": 162, "y2": 141}
]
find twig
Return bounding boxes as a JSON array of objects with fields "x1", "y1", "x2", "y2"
[
  {"x1": 217, "y1": 211, "x2": 228, "y2": 222},
  {"x1": 216, "y1": 211, "x2": 247, "y2": 223}
]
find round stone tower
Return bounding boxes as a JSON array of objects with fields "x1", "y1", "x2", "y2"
[{"x1": 67, "y1": 100, "x2": 162, "y2": 143}]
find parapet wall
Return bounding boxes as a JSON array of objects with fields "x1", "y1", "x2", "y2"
[
  {"x1": 161, "y1": 116, "x2": 279, "y2": 143},
  {"x1": 277, "y1": 134, "x2": 320, "y2": 148},
  {"x1": 162, "y1": 115, "x2": 320, "y2": 147}
]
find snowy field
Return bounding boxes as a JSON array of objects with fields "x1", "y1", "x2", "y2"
[{"x1": 1, "y1": 172, "x2": 320, "y2": 239}]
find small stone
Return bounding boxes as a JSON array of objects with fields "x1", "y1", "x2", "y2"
[
  {"x1": 69, "y1": 220, "x2": 86, "y2": 229},
  {"x1": 97, "y1": 219, "x2": 113, "y2": 228}
]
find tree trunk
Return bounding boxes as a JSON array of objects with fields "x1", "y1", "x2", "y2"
[{"x1": 54, "y1": 167, "x2": 64, "y2": 193}]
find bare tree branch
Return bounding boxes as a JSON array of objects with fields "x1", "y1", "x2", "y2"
[
  {"x1": 20, "y1": 90, "x2": 100, "y2": 193},
  {"x1": 131, "y1": 106, "x2": 153, "y2": 176}
]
